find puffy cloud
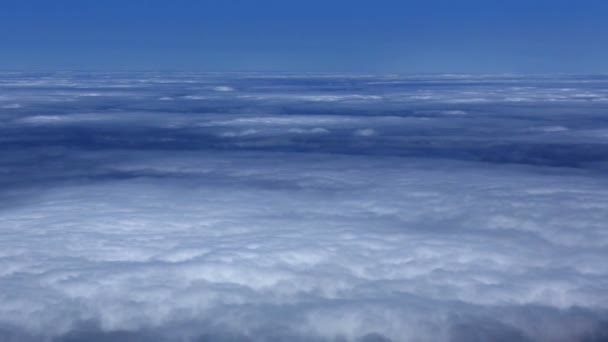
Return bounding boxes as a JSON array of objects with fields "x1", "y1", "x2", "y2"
[{"x1": 0, "y1": 72, "x2": 608, "y2": 341}]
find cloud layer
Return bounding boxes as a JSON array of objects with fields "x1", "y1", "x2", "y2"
[{"x1": 1, "y1": 72, "x2": 608, "y2": 341}]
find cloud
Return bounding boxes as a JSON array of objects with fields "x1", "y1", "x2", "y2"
[
  {"x1": 288, "y1": 127, "x2": 330, "y2": 134},
  {"x1": 354, "y1": 128, "x2": 376, "y2": 136},
  {"x1": 1, "y1": 104, "x2": 22, "y2": 109},
  {"x1": 0, "y1": 72, "x2": 608, "y2": 341},
  {"x1": 213, "y1": 86, "x2": 235, "y2": 92}
]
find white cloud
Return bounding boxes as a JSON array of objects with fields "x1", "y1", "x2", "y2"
[
  {"x1": 288, "y1": 127, "x2": 330, "y2": 134},
  {"x1": 534, "y1": 126, "x2": 570, "y2": 132},
  {"x1": 1, "y1": 103, "x2": 22, "y2": 109},
  {"x1": 1, "y1": 73, "x2": 608, "y2": 341},
  {"x1": 1, "y1": 151, "x2": 607, "y2": 341},
  {"x1": 213, "y1": 86, "x2": 235, "y2": 92},
  {"x1": 441, "y1": 110, "x2": 467, "y2": 116},
  {"x1": 183, "y1": 95, "x2": 208, "y2": 100},
  {"x1": 354, "y1": 128, "x2": 377, "y2": 136},
  {"x1": 220, "y1": 129, "x2": 260, "y2": 137}
]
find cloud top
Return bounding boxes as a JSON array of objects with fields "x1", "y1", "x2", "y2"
[{"x1": 1, "y1": 72, "x2": 608, "y2": 341}]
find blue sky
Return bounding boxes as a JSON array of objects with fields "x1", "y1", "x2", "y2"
[{"x1": 1, "y1": 0, "x2": 607, "y2": 73}]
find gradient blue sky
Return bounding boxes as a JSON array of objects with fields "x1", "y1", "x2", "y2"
[{"x1": 1, "y1": 0, "x2": 607, "y2": 73}]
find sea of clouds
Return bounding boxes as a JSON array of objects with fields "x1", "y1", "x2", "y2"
[{"x1": 1, "y1": 72, "x2": 608, "y2": 341}]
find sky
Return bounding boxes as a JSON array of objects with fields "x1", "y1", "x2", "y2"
[
  {"x1": 1, "y1": 0, "x2": 608, "y2": 73},
  {"x1": 2, "y1": 2, "x2": 608, "y2": 341}
]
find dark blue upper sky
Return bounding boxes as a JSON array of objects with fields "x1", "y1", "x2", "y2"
[{"x1": 1, "y1": 0, "x2": 607, "y2": 73}]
